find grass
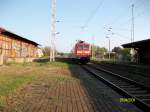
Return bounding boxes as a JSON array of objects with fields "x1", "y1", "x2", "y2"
[
  {"x1": 38, "y1": 61, "x2": 77, "y2": 68},
  {"x1": 0, "y1": 75, "x2": 35, "y2": 96},
  {"x1": 0, "y1": 61, "x2": 76, "y2": 108},
  {"x1": 49, "y1": 75, "x2": 79, "y2": 82}
]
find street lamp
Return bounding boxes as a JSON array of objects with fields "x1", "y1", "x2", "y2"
[
  {"x1": 106, "y1": 36, "x2": 110, "y2": 60},
  {"x1": 105, "y1": 27, "x2": 113, "y2": 60}
]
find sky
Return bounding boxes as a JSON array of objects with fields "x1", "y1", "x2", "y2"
[{"x1": 0, "y1": 0, "x2": 150, "y2": 53}]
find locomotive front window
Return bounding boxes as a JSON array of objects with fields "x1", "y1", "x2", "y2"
[
  {"x1": 78, "y1": 45, "x2": 83, "y2": 49},
  {"x1": 83, "y1": 45, "x2": 89, "y2": 50},
  {"x1": 78, "y1": 45, "x2": 89, "y2": 50}
]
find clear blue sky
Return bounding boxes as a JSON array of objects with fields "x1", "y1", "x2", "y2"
[{"x1": 0, "y1": 0, "x2": 150, "y2": 52}]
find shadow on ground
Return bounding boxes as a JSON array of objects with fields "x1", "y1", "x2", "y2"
[{"x1": 32, "y1": 58, "x2": 143, "y2": 112}]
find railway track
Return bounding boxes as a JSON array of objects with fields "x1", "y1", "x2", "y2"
[
  {"x1": 81, "y1": 63, "x2": 150, "y2": 112},
  {"x1": 92, "y1": 61, "x2": 150, "y2": 79},
  {"x1": 91, "y1": 61, "x2": 150, "y2": 89}
]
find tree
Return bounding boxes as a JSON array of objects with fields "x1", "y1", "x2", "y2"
[
  {"x1": 97, "y1": 47, "x2": 108, "y2": 53},
  {"x1": 92, "y1": 46, "x2": 107, "y2": 53},
  {"x1": 120, "y1": 48, "x2": 130, "y2": 56},
  {"x1": 42, "y1": 46, "x2": 51, "y2": 56},
  {"x1": 42, "y1": 46, "x2": 57, "y2": 57},
  {"x1": 112, "y1": 47, "x2": 122, "y2": 54},
  {"x1": 92, "y1": 46, "x2": 108, "y2": 58},
  {"x1": 111, "y1": 46, "x2": 131, "y2": 61},
  {"x1": 121, "y1": 48, "x2": 131, "y2": 61}
]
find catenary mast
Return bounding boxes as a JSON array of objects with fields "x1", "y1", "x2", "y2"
[
  {"x1": 50, "y1": 0, "x2": 56, "y2": 62},
  {"x1": 130, "y1": 4, "x2": 135, "y2": 62}
]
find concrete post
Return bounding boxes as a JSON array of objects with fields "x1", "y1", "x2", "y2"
[
  {"x1": 0, "y1": 50, "x2": 4, "y2": 65},
  {"x1": 0, "y1": 54, "x2": 3, "y2": 65}
]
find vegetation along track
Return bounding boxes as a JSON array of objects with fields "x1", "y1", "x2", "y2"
[{"x1": 81, "y1": 63, "x2": 150, "y2": 112}]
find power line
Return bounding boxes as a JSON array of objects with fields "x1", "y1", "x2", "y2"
[
  {"x1": 103, "y1": 3, "x2": 150, "y2": 44},
  {"x1": 81, "y1": 0, "x2": 105, "y2": 29},
  {"x1": 113, "y1": 32, "x2": 130, "y2": 40},
  {"x1": 134, "y1": 0, "x2": 147, "y2": 9},
  {"x1": 109, "y1": 0, "x2": 147, "y2": 27},
  {"x1": 95, "y1": 0, "x2": 148, "y2": 36},
  {"x1": 119, "y1": 6, "x2": 150, "y2": 27},
  {"x1": 111, "y1": 27, "x2": 130, "y2": 32},
  {"x1": 134, "y1": 6, "x2": 150, "y2": 19},
  {"x1": 107, "y1": 4, "x2": 150, "y2": 40}
]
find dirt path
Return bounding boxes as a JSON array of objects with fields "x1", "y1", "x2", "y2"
[{"x1": 3, "y1": 64, "x2": 143, "y2": 112}]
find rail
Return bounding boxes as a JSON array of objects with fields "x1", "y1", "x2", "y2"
[{"x1": 81, "y1": 64, "x2": 150, "y2": 111}]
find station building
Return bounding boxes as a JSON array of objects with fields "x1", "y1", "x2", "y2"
[
  {"x1": 0, "y1": 27, "x2": 39, "y2": 63},
  {"x1": 122, "y1": 39, "x2": 150, "y2": 64}
]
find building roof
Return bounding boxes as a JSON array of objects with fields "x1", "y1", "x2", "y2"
[
  {"x1": 0, "y1": 27, "x2": 39, "y2": 46},
  {"x1": 122, "y1": 39, "x2": 150, "y2": 48}
]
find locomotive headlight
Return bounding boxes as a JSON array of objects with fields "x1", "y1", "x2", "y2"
[
  {"x1": 77, "y1": 51, "x2": 82, "y2": 53},
  {"x1": 84, "y1": 51, "x2": 89, "y2": 53}
]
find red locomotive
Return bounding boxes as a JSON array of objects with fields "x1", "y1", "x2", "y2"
[{"x1": 71, "y1": 40, "x2": 91, "y2": 63}]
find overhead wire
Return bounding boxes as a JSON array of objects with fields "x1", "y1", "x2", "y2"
[
  {"x1": 96, "y1": 1, "x2": 141, "y2": 40},
  {"x1": 81, "y1": 0, "x2": 105, "y2": 30},
  {"x1": 112, "y1": 32, "x2": 130, "y2": 41},
  {"x1": 103, "y1": 0, "x2": 149, "y2": 43},
  {"x1": 134, "y1": 0, "x2": 147, "y2": 9},
  {"x1": 118, "y1": 6, "x2": 150, "y2": 27},
  {"x1": 109, "y1": 0, "x2": 147, "y2": 27}
]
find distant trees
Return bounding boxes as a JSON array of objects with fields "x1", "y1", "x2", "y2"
[
  {"x1": 42, "y1": 46, "x2": 57, "y2": 57},
  {"x1": 112, "y1": 46, "x2": 131, "y2": 61},
  {"x1": 42, "y1": 45, "x2": 131, "y2": 62},
  {"x1": 120, "y1": 48, "x2": 131, "y2": 61},
  {"x1": 42, "y1": 46, "x2": 51, "y2": 56},
  {"x1": 112, "y1": 47, "x2": 122, "y2": 54},
  {"x1": 97, "y1": 47, "x2": 108, "y2": 53},
  {"x1": 57, "y1": 52, "x2": 70, "y2": 57},
  {"x1": 92, "y1": 46, "x2": 108, "y2": 58},
  {"x1": 42, "y1": 46, "x2": 70, "y2": 58},
  {"x1": 92, "y1": 45, "x2": 131, "y2": 61}
]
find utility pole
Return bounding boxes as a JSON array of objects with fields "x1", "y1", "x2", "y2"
[
  {"x1": 130, "y1": 4, "x2": 135, "y2": 62},
  {"x1": 106, "y1": 36, "x2": 110, "y2": 60},
  {"x1": 131, "y1": 4, "x2": 134, "y2": 42},
  {"x1": 50, "y1": 0, "x2": 56, "y2": 62},
  {"x1": 105, "y1": 27, "x2": 112, "y2": 60},
  {"x1": 92, "y1": 35, "x2": 95, "y2": 60},
  {"x1": 109, "y1": 37, "x2": 110, "y2": 59}
]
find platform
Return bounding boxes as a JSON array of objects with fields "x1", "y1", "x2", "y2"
[{"x1": 4, "y1": 65, "x2": 143, "y2": 112}]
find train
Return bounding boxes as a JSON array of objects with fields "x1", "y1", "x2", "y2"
[{"x1": 71, "y1": 40, "x2": 91, "y2": 63}]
